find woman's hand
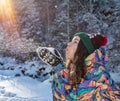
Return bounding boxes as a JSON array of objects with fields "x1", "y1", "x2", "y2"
[{"x1": 36, "y1": 47, "x2": 63, "y2": 66}]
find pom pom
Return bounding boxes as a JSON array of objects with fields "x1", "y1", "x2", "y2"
[{"x1": 102, "y1": 36, "x2": 108, "y2": 46}]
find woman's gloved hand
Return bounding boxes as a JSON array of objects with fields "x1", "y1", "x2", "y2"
[{"x1": 36, "y1": 47, "x2": 63, "y2": 66}]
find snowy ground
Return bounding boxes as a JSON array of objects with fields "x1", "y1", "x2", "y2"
[
  {"x1": 0, "y1": 76, "x2": 52, "y2": 101},
  {"x1": 0, "y1": 55, "x2": 120, "y2": 101},
  {"x1": 0, "y1": 55, "x2": 53, "y2": 101}
]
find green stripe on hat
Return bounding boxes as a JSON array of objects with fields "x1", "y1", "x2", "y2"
[{"x1": 74, "y1": 32, "x2": 94, "y2": 54}]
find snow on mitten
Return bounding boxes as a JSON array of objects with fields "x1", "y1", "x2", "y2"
[{"x1": 36, "y1": 47, "x2": 63, "y2": 66}]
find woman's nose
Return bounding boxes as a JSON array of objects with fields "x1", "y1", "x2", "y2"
[{"x1": 67, "y1": 42, "x2": 71, "y2": 46}]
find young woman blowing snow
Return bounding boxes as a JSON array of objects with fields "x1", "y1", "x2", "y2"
[{"x1": 37, "y1": 32, "x2": 120, "y2": 101}]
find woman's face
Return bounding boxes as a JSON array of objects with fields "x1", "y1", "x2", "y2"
[{"x1": 66, "y1": 36, "x2": 80, "y2": 61}]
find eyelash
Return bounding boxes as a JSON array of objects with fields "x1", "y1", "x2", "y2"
[{"x1": 73, "y1": 41, "x2": 78, "y2": 44}]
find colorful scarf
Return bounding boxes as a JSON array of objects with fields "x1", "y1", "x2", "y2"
[{"x1": 52, "y1": 48, "x2": 120, "y2": 101}]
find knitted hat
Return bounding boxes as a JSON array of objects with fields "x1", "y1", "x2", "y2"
[{"x1": 74, "y1": 32, "x2": 107, "y2": 54}]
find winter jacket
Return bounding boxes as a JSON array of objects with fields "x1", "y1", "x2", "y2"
[{"x1": 52, "y1": 48, "x2": 120, "y2": 101}]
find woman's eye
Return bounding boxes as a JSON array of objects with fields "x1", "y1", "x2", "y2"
[{"x1": 74, "y1": 41, "x2": 78, "y2": 44}]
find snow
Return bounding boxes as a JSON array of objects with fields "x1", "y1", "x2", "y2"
[
  {"x1": 0, "y1": 55, "x2": 53, "y2": 101},
  {"x1": 1, "y1": 55, "x2": 120, "y2": 101},
  {"x1": 110, "y1": 72, "x2": 120, "y2": 83},
  {"x1": 0, "y1": 76, "x2": 52, "y2": 101},
  {"x1": 0, "y1": 54, "x2": 120, "y2": 101},
  {"x1": 0, "y1": 0, "x2": 120, "y2": 100}
]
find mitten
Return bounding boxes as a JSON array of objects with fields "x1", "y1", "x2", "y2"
[{"x1": 36, "y1": 47, "x2": 63, "y2": 66}]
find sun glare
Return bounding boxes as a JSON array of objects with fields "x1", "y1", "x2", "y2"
[{"x1": 0, "y1": 0, "x2": 16, "y2": 25}]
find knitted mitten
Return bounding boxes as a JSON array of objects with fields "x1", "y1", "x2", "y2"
[{"x1": 36, "y1": 47, "x2": 63, "y2": 66}]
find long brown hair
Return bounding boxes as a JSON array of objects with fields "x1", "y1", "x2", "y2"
[
  {"x1": 68, "y1": 40, "x2": 88, "y2": 86},
  {"x1": 66, "y1": 34, "x2": 105, "y2": 86}
]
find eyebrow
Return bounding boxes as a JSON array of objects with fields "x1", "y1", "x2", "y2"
[
  {"x1": 74, "y1": 38, "x2": 79, "y2": 41},
  {"x1": 73, "y1": 38, "x2": 79, "y2": 41}
]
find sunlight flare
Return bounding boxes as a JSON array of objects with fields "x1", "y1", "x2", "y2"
[{"x1": 0, "y1": 0, "x2": 16, "y2": 25}]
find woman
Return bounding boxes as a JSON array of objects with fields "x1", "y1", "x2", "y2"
[{"x1": 37, "y1": 32, "x2": 120, "y2": 101}]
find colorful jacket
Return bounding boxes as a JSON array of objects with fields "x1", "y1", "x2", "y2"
[{"x1": 52, "y1": 48, "x2": 120, "y2": 101}]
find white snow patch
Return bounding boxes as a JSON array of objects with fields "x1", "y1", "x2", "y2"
[
  {"x1": 0, "y1": 76, "x2": 52, "y2": 101},
  {"x1": 110, "y1": 72, "x2": 120, "y2": 83}
]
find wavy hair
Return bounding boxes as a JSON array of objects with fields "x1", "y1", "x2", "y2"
[{"x1": 66, "y1": 34, "x2": 104, "y2": 86}]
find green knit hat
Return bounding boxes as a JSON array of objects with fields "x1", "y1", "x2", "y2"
[{"x1": 74, "y1": 32, "x2": 94, "y2": 54}]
